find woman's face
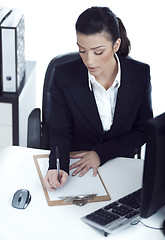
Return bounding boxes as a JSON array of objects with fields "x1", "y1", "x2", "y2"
[{"x1": 77, "y1": 32, "x2": 121, "y2": 78}]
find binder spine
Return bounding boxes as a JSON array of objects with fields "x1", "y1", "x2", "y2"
[
  {"x1": 1, "y1": 12, "x2": 25, "y2": 93},
  {"x1": 16, "y1": 16, "x2": 25, "y2": 90},
  {"x1": 0, "y1": 7, "x2": 13, "y2": 93},
  {"x1": 2, "y1": 27, "x2": 16, "y2": 92}
]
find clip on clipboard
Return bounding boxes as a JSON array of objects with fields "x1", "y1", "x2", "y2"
[
  {"x1": 33, "y1": 154, "x2": 111, "y2": 206},
  {"x1": 60, "y1": 194, "x2": 97, "y2": 206}
]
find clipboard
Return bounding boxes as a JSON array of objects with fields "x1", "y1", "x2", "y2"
[{"x1": 34, "y1": 154, "x2": 111, "y2": 206}]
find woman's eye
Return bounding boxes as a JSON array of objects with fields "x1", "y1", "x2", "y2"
[
  {"x1": 95, "y1": 52, "x2": 103, "y2": 55},
  {"x1": 79, "y1": 50, "x2": 85, "y2": 54}
]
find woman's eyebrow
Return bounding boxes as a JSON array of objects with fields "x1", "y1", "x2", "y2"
[
  {"x1": 77, "y1": 42, "x2": 106, "y2": 50},
  {"x1": 77, "y1": 42, "x2": 85, "y2": 48},
  {"x1": 91, "y1": 46, "x2": 106, "y2": 50}
]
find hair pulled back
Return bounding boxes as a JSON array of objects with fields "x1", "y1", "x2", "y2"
[{"x1": 76, "y1": 6, "x2": 131, "y2": 57}]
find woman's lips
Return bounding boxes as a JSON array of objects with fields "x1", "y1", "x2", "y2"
[{"x1": 88, "y1": 66, "x2": 97, "y2": 72}]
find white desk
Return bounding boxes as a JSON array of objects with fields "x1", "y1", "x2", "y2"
[{"x1": 0, "y1": 146, "x2": 164, "y2": 240}]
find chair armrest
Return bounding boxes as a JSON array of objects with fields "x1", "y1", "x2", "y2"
[{"x1": 27, "y1": 108, "x2": 41, "y2": 149}]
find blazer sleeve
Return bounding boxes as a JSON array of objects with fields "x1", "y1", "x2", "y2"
[
  {"x1": 48, "y1": 73, "x2": 73, "y2": 174},
  {"x1": 92, "y1": 65, "x2": 153, "y2": 164}
]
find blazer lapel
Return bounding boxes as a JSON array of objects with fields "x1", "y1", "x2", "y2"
[
  {"x1": 111, "y1": 56, "x2": 141, "y2": 133},
  {"x1": 112, "y1": 84, "x2": 134, "y2": 130},
  {"x1": 66, "y1": 63, "x2": 104, "y2": 134}
]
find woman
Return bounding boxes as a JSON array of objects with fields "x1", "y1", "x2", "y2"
[{"x1": 44, "y1": 6, "x2": 153, "y2": 191}]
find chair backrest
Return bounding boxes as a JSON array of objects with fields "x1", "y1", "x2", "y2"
[{"x1": 41, "y1": 52, "x2": 80, "y2": 149}]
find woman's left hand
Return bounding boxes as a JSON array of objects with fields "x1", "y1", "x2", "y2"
[{"x1": 69, "y1": 151, "x2": 100, "y2": 177}]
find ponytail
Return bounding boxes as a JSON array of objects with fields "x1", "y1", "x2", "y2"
[{"x1": 117, "y1": 17, "x2": 131, "y2": 57}]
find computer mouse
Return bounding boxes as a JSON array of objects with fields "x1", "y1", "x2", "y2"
[
  {"x1": 162, "y1": 219, "x2": 165, "y2": 236},
  {"x1": 12, "y1": 189, "x2": 31, "y2": 209}
]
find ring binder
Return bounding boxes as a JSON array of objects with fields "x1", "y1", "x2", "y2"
[
  {"x1": 0, "y1": 8, "x2": 25, "y2": 93},
  {"x1": 0, "y1": 7, "x2": 12, "y2": 93}
]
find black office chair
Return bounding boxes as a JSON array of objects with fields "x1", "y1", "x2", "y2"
[
  {"x1": 27, "y1": 52, "x2": 141, "y2": 158},
  {"x1": 27, "y1": 52, "x2": 80, "y2": 150}
]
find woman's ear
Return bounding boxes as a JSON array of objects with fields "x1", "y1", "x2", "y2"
[{"x1": 113, "y1": 38, "x2": 121, "y2": 53}]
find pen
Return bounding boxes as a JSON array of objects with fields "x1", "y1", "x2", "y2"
[{"x1": 56, "y1": 146, "x2": 61, "y2": 183}]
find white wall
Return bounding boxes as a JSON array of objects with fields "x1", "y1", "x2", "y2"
[{"x1": 1, "y1": 0, "x2": 165, "y2": 116}]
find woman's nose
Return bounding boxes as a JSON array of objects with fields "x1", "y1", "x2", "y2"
[{"x1": 86, "y1": 52, "x2": 94, "y2": 66}]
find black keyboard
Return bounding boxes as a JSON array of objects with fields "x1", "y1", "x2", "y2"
[{"x1": 82, "y1": 189, "x2": 142, "y2": 235}]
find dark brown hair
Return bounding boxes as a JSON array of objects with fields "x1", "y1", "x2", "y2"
[{"x1": 76, "y1": 6, "x2": 131, "y2": 57}]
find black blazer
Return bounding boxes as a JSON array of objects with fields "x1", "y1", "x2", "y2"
[{"x1": 49, "y1": 54, "x2": 153, "y2": 173}]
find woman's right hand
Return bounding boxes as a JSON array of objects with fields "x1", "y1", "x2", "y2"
[{"x1": 43, "y1": 169, "x2": 68, "y2": 191}]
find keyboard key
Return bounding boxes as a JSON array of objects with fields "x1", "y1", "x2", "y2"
[
  {"x1": 126, "y1": 210, "x2": 140, "y2": 219},
  {"x1": 118, "y1": 189, "x2": 141, "y2": 209},
  {"x1": 86, "y1": 209, "x2": 120, "y2": 226},
  {"x1": 104, "y1": 202, "x2": 118, "y2": 210},
  {"x1": 112, "y1": 205, "x2": 132, "y2": 216}
]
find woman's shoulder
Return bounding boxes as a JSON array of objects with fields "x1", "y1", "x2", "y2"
[
  {"x1": 53, "y1": 54, "x2": 87, "y2": 86},
  {"x1": 118, "y1": 54, "x2": 150, "y2": 86},
  {"x1": 56, "y1": 54, "x2": 85, "y2": 73},
  {"x1": 118, "y1": 54, "x2": 150, "y2": 70}
]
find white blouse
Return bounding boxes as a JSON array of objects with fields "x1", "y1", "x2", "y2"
[{"x1": 88, "y1": 54, "x2": 121, "y2": 131}]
